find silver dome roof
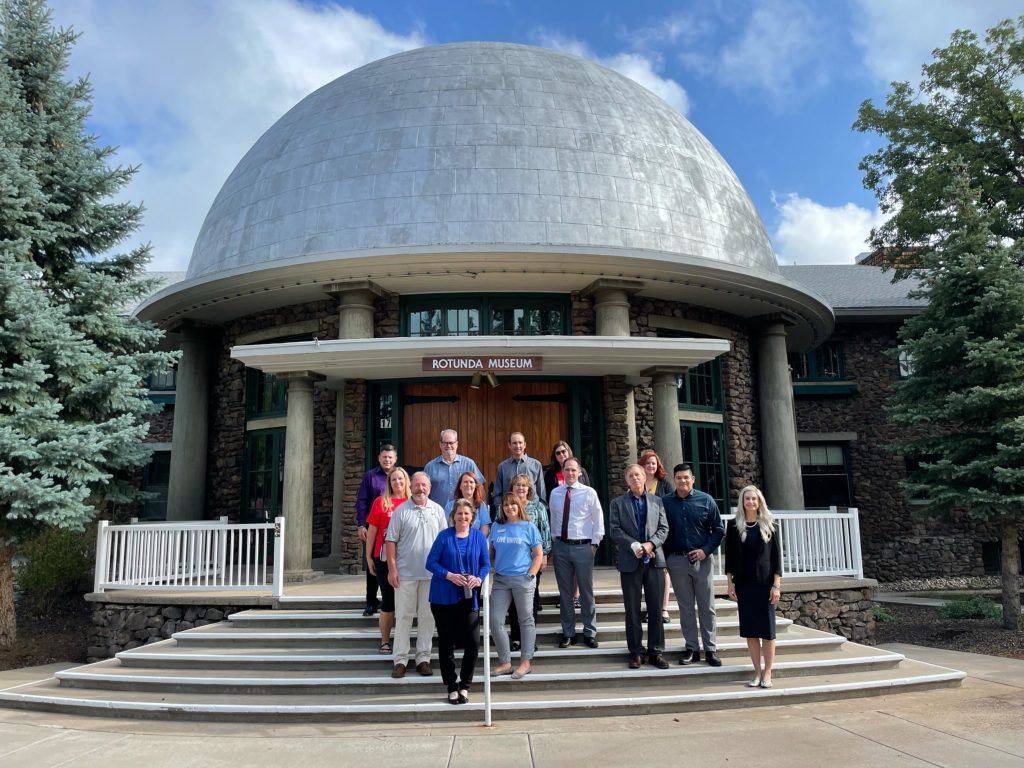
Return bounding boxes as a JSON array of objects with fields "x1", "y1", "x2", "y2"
[{"x1": 187, "y1": 42, "x2": 779, "y2": 281}]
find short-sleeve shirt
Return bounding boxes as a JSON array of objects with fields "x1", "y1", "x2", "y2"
[
  {"x1": 443, "y1": 499, "x2": 492, "y2": 529},
  {"x1": 488, "y1": 520, "x2": 541, "y2": 576},
  {"x1": 366, "y1": 495, "x2": 407, "y2": 559}
]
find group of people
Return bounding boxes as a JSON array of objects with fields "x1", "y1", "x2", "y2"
[{"x1": 354, "y1": 431, "x2": 783, "y2": 705}]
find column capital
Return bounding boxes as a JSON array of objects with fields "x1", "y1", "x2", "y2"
[
  {"x1": 324, "y1": 280, "x2": 384, "y2": 302},
  {"x1": 641, "y1": 365, "x2": 689, "y2": 379},
  {"x1": 277, "y1": 370, "x2": 326, "y2": 384},
  {"x1": 580, "y1": 278, "x2": 645, "y2": 301}
]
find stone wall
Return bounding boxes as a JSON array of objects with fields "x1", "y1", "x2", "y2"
[
  {"x1": 146, "y1": 406, "x2": 175, "y2": 443},
  {"x1": 88, "y1": 602, "x2": 241, "y2": 661},
  {"x1": 792, "y1": 321, "x2": 1001, "y2": 581},
  {"x1": 778, "y1": 586, "x2": 876, "y2": 643}
]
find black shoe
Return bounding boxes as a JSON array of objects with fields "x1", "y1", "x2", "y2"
[
  {"x1": 678, "y1": 649, "x2": 698, "y2": 665},
  {"x1": 583, "y1": 636, "x2": 599, "y2": 649},
  {"x1": 705, "y1": 651, "x2": 722, "y2": 667},
  {"x1": 362, "y1": 605, "x2": 374, "y2": 617},
  {"x1": 510, "y1": 640, "x2": 521, "y2": 652},
  {"x1": 557, "y1": 635, "x2": 572, "y2": 648}
]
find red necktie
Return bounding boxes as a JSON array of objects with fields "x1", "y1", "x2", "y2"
[{"x1": 560, "y1": 487, "x2": 572, "y2": 539}]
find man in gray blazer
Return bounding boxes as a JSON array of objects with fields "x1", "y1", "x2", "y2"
[{"x1": 610, "y1": 463, "x2": 671, "y2": 669}]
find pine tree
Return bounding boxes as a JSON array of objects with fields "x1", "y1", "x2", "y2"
[
  {"x1": 891, "y1": 173, "x2": 1024, "y2": 630},
  {"x1": 0, "y1": 0, "x2": 176, "y2": 648}
]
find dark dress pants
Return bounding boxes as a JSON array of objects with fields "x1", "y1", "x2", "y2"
[
  {"x1": 431, "y1": 599, "x2": 480, "y2": 692},
  {"x1": 620, "y1": 562, "x2": 665, "y2": 656}
]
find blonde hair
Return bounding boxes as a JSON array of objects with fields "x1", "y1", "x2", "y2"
[
  {"x1": 383, "y1": 467, "x2": 411, "y2": 510},
  {"x1": 737, "y1": 485, "x2": 774, "y2": 543}
]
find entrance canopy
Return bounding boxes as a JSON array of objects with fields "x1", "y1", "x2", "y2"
[{"x1": 231, "y1": 335, "x2": 731, "y2": 387}]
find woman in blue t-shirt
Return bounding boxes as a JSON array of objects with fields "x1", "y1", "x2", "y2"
[{"x1": 488, "y1": 493, "x2": 543, "y2": 679}]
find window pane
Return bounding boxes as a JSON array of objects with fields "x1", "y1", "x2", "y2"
[{"x1": 799, "y1": 442, "x2": 851, "y2": 508}]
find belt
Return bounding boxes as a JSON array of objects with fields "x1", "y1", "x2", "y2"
[{"x1": 559, "y1": 538, "x2": 591, "y2": 545}]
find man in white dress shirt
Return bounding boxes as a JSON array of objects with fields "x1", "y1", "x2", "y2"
[{"x1": 548, "y1": 458, "x2": 604, "y2": 648}]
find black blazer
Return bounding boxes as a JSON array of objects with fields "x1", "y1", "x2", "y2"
[{"x1": 724, "y1": 521, "x2": 782, "y2": 586}]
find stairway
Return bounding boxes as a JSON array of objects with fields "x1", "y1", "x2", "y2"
[{"x1": 0, "y1": 591, "x2": 963, "y2": 721}]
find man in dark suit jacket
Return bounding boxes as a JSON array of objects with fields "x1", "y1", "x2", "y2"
[{"x1": 610, "y1": 463, "x2": 671, "y2": 669}]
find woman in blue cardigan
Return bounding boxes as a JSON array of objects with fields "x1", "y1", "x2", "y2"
[{"x1": 426, "y1": 498, "x2": 490, "y2": 704}]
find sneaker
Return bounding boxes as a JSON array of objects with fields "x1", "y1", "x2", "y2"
[{"x1": 678, "y1": 649, "x2": 698, "y2": 665}]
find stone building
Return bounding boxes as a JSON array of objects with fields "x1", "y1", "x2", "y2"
[{"x1": 132, "y1": 42, "x2": 1003, "y2": 582}]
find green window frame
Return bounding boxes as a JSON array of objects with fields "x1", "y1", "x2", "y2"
[
  {"x1": 680, "y1": 421, "x2": 729, "y2": 512},
  {"x1": 655, "y1": 330, "x2": 725, "y2": 412},
  {"x1": 139, "y1": 450, "x2": 171, "y2": 521},
  {"x1": 790, "y1": 341, "x2": 846, "y2": 382},
  {"x1": 245, "y1": 369, "x2": 288, "y2": 419},
  {"x1": 799, "y1": 443, "x2": 852, "y2": 509},
  {"x1": 241, "y1": 427, "x2": 285, "y2": 523},
  {"x1": 401, "y1": 294, "x2": 570, "y2": 337}
]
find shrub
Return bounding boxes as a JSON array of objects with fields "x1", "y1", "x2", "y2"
[
  {"x1": 15, "y1": 526, "x2": 94, "y2": 616},
  {"x1": 938, "y1": 595, "x2": 1002, "y2": 622},
  {"x1": 871, "y1": 604, "x2": 896, "y2": 623}
]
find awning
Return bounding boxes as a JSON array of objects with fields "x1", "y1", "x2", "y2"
[{"x1": 231, "y1": 335, "x2": 731, "y2": 386}]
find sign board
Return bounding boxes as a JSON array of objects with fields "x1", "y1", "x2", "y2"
[{"x1": 422, "y1": 356, "x2": 543, "y2": 372}]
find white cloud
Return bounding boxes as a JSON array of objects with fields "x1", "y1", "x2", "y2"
[
  {"x1": 532, "y1": 31, "x2": 690, "y2": 115},
  {"x1": 51, "y1": 0, "x2": 425, "y2": 271},
  {"x1": 852, "y1": 0, "x2": 1022, "y2": 84},
  {"x1": 772, "y1": 193, "x2": 885, "y2": 265}
]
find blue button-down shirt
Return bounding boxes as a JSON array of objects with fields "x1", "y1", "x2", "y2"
[
  {"x1": 424, "y1": 454, "x2": 485, "y2": 507},
  {"x1": 662, "y1": 488, "x2": 725, "y2": 557}
]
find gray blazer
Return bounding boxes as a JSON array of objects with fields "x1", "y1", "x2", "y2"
[{"x1": 609, "y1": 492, "x2": 669, "y2": 572}]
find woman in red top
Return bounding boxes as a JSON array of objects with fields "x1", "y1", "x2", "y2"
[{"x1": 366, "y1": 466, "x2": 410, "y2": 653}]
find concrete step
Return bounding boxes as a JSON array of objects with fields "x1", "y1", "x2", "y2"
[
  {"x1": 227, "y1": 601, "x2": 737, "y2": 628},
  {"x1": 274, "y1": 588, "x2": 646, "y2": 610},
  {"x1": 116, "y1": 624, "x2": 844, "y2": 671},
  {"x1": 169, "y1": 617, "x2": 791, "y2": 648},
  {"x1": 57, "y1": 645, "x2": 906, "y2": 695},
  {"x1": 0, "y1": 657, "x2": 964, "y2": 722}
]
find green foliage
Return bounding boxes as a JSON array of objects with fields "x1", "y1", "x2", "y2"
[
  {"x1": 871, "y1": 604, "x2": 896, "y2": 623},
  {"x1": 0, "y1": 0, "x2": 177, "y2": 539},
  {"x1": 938, "y1": 595, "x2": 1003, "y2": 621},
  {"x1": 854, "y1": 17, "x2": 1024, "y2": 263},
  {"x1": 15, "y1": 525, "x2": 93, "y2": 615}
]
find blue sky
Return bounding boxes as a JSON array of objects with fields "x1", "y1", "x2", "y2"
[{"x1": 49, "y1": 0, "x2": 1021, "y2": 271}]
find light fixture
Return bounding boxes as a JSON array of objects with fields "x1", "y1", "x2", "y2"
[
  {"x1": 485, "y1": 371, "x2": 499, "y2": 389},
  {"x1": 470, "y1": 371, "x2": 481, "y2": 390}
]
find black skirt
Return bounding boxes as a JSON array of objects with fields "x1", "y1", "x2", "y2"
[{"x1": 736, "y1": 582, "x2": 776, "y2": 640}]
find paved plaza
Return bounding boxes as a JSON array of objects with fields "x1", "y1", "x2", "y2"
[{"x1": 0, "y1": 643, "x2": 1021, "y2": 767}]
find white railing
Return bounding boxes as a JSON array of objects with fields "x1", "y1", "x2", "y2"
[
  {"x1": 714, "y1": 507, "x2": 863, "y2": 580},
  {"x1": 94, "y1": 517, "x2": 285, "y2": 597}
]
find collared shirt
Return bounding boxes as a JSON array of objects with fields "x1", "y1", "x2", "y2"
[
  {"x1": 491, "y1": 454, "x2": 545, "y2": 509},
  {"x1": 661, "y1": 488, "x2": 725, "y2": 557},
  {"x1": 549, "y1": 481, "x2": 604, "y2": 544},
  {"x1": 355, "y1": 466, "x2": 388, "y2": 527},
  {"x1": 630, "y1": 493, "x2": 647, "y2": 535},
  {"x1": 384, "y1": 498, "x2": 448, "y2": 581},
  {"x1": 424, "y1": 453, "x2": 485, "y2": 507}
]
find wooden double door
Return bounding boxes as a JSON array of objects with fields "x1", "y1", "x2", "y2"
[{"x1": 402, "y1": 381, "x2": 569, "y2": 483}]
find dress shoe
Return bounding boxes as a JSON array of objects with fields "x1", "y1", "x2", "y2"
[
  {"x1": 583, "y1": 636, "x2": 599, "y2": 649},
  {"x1": 416, "y1": 661, "x2": 433, "y2": 676},
  {"x1": 362, "y1": 605, "x2": 375, "y2": 617},
  {"x1": 648, "y1": 654, "x2": 670, "y2": 669},
  {"x1": 510, "y1": 640, "x2": 521, "y2": 652},
  {"x1": 391, "y1": 663, "x2": 407, "y2": 678},
  {"x1": 705, "y1": 651, "x2": 722, "y2": 667},
  {"x1": 678, "y1": 649, "x2": 699, "y2": 665},
  {"x1": 628, "y1": 655, "x2": 643, "y2": 669},
  {"x1": 557, "y1": 635, "x2": 573, "y2": 648}
]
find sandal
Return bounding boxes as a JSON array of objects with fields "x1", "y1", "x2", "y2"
[
  {"x1": 378, "y1": 641, "x2": 392, "y2": 655},
  {"x1": 662, "y1": 611, "x2": 670, "y2": 624}
]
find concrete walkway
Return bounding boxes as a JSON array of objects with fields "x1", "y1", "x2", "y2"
[{"x1": 0, "y1": 645, "x2": 1021, "y2": 767}]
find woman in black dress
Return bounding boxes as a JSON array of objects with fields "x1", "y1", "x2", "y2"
[{"x1": 725, "y1": 485, "x2": 782, "y2": 688}]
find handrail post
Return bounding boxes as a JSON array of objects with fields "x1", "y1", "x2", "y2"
[
  {"x1": 849, "y1": 507, "x2": 864, "y2": 578},
  {"x1": 94, "y1": 520, "x2": 110, "y2": 593},
  {"x1": 273, "y1": 516, "x2": 285, "y2": 598},
  {"x1": 482, "y1": 571, "x2": 492, "y2": 726}
]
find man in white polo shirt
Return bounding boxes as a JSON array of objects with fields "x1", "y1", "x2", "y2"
[{"x1": 385, "y1": 471, "x2": 447, "y2": 678}]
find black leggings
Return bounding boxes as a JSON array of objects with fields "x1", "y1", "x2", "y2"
[
  {"x1": 374, "y1": 558, "x2": 396, "y2": 613},
  {"x1": 431, "y1": 599, "x2": 480, "y2": 693}
]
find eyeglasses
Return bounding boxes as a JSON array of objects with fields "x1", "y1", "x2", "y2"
[
  {"x1": 512, "y1": 483, "x2": 530, "y2": 488},
  {"x1": 554, "y1": 449, "x2": 568, "y2": 455},
  {"x1": 441, "y1": 441, "x2": 457, "y2": 446}
]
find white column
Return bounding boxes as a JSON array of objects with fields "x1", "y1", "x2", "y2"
[
  {"x1": 166, "y1": 323, "x2": 212, "y2": 521},
  {"x1": 757, "y1": 320, "x2": 805, "y2": 509}
]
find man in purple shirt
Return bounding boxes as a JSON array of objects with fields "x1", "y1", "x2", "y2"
[{"x1": 355, "y1": 443, "x2": 398, "y2": 616}]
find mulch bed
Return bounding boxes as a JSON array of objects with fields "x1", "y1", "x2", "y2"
[
  {"x1": 0, "y1": 596, "x2": 91, "y2": 671},
  {"x1": 874, "y1": 603, "x2": 1024, "y2": 660}
]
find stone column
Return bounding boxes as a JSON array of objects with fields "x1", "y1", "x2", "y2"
[
  {"x1": 166, "y1": 323, "x2": 213, "y2": 521},
  {"x1": 584, "y1": 279, "x2": 643, "y2": 461},
  {"x1": 643, "y1": 367, "x2": 687, "y2": 471},
  {"x1": 281, "y1": 371, "x2": 325, "y2": 580},
  {"x1": 325, "y1": 281, "x2": 382, "y2": 568},
  {"x1": 757, "y1": 320, "x2": 805, "y2": 509}
]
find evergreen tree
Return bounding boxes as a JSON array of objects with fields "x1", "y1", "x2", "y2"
[
  {"x1": 891, "y1": 173, "x2": 1024, "y2": 630},
  {"x1": 0, "y1": 0, "x2": 176, "y2": 648}
]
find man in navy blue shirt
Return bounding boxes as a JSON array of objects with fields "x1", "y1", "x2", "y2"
[{"x1": 662, "y1": 463, "x2": 725, "y2": 666}]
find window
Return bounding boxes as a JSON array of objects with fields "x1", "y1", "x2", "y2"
[
  {"x1": 656, "y1": 330, "x2": 725, "y2": 411},
  {"x1": 799, "y1": 443, "x2": 852, "y2": 508},
  {"x1": 140, "y1": 450, "x2": 171, "y2": 521},
  {"x1": 402, "y1": 295, "x2": 569, "y2": 337},
  {"x1": 242, "y1": 428, "x2": 285, "y2": 523},
  {"x1": 790, "y1": 341, "x2": 846, "y2": 381},
  {"x1": 246, "y1": 369, "x2": 287, "y2": 419},
  {"x1": 898, "y1": 349, "x2": 914, "y2": 378},
  {"x1": 680, "y1": 422, "x2": 728, "y2": 512},
  {"x1": 147, "y1": 368, "x2": 177, "y2": 391}
]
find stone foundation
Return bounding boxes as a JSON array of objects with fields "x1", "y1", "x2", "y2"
[
  {"x1": 777, "y1": 586, "x2": 876, "y2": 643},
  {"x1": 88, "y1": 602, "x2": 242, "y2": 661}
]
